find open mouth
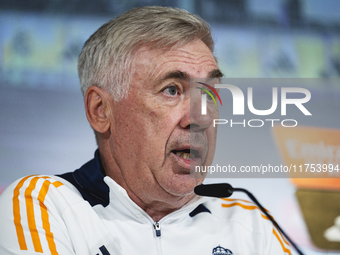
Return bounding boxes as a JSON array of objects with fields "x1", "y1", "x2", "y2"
[{"x1": 172, "y1": 149, "x2": 200, "y2": 160}]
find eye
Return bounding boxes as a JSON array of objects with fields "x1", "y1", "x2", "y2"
[
  {"x1": 206, "y1": 91, "x2": 214, "y2": 101},
  {"x1": 163, "y1": 85, "x2": 179, "y2": 96},
  {"x1": 202, "y1": 89, "x2": 214, "y2": 101}
]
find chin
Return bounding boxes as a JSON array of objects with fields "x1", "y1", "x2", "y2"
[{"x1": 163, "y1": 174, "x2": 203, "y2": 197}]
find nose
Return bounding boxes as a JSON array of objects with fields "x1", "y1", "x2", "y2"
[{"x1": 179, "y1": 88, "x2": 218, "y2": 132}]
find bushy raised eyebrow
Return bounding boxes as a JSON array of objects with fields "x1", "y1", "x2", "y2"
[
  {"x1": 158, "y1": 69, "x2": 223, "y2": 83},
  {"x1": 208, "y1": 69, "x2": 224, "y2": 79},
  {"x1": 160, "y1": 70, "x2": 190, "y2": 82}
]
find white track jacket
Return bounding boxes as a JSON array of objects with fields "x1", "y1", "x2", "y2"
[{"x1": 0, "y1": 151, "x2": 291, "y2": 255}]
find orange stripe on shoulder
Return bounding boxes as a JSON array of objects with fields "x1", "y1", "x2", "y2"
[
  {"x1": 221, "y1": 201, "x2": 289, "y2": 245},
  {"x1": 220, "y1": 198, "x2": 253, "y2": 204},
  {"x1": 273, "y1": 223, "x2": 290, "y2": 247},
  {"x1": 222, "y1": 201, "x2": 261, "y2": 211},
  {"x1": 220, "y1": 198, "x2": 269, "y2": 212},
  {"x1": 13, "y1": 175, "x2": 33, "y2": 250},
  {"x1": 25, "y1": 176, "x2": 49, "y2": 252},
  {"x1": 221, "y1": 201, "x2": 269, "y2": 220},
  {"x1": 38, "y1": 180, "x2": 60, "y2": 255},
  {"x1": 52, "y1": 181, "x2": 63, "y2": 188},
  {"x1": 273, "y1": 228, "x2": 291, "y2": 254},
  {"x1": 12, "y1": 176, "x2": 62, "y2": 254}
]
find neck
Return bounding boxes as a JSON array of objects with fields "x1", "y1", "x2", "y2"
[
  {"x1": 98, "y1": 145, "x2": 196, "y2": 222},
  {"x1": 127, "y1": 190, "x2": 196, "y2": 222}
]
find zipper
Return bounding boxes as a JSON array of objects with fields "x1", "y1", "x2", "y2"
[
  {"x1": 153, "y1": 222, "x2": 161, "y2": 237},
  {"x1": 106, "y1": 178, "x2": 206, "y2": 254},
  {"x1": 153, "y1": 222, "x2": 163, "y2": 255}
]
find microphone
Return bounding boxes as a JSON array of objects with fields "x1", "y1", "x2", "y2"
[
  {"x1": 194, "y1": 183, "x2": 304, "y2": 255},
  {"x1": 194, "y1": 183, "x2": 233, "y2": 198}
]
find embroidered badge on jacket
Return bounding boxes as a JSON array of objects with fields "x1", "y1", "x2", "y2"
[{"x1": 212, "y1": 245, "x2": 233, "y2": 255}]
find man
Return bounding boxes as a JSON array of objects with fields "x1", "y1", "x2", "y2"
[{"x1": 0, "y1": 6, "x2": 290, "y2": 255}]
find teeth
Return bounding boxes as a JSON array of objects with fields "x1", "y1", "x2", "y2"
[{"x1": 175, "y1": 152, "x2": 195, "y2": 159}]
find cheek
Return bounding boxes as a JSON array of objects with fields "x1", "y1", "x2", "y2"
[
  {"x1": 144, "y1": 110, "x2": 181, "y2": 156},
  {"x1": 148, "y1": 111, "x2": 167, "y2": 129},
  {"x1": 148, "y1": 109, "x2": 180, "y2": 131},
  {"x1": 111, "y1": 93, "x2": 184, "y2": 154},
  {"x1": 112, "y1": 105, "x2": 180, "y2": 159}
]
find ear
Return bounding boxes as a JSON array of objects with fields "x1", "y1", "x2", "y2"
[{"x1": 85, "y1": 86, "x2": 112, "y2": 134}]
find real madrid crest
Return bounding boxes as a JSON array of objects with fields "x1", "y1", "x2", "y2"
[{"x1": 212, "y1": 245, "x2": 233, "y2": 255}]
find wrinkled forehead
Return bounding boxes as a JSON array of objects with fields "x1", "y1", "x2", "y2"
[{"x1": 130, "y1": 40, "x2": 220, "y2": 84}]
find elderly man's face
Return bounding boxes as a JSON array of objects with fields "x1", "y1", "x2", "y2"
[{"x1": 107, "y1": 40, "x2": 220, "y2": 205}]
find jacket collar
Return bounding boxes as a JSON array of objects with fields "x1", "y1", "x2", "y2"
[{"x1": 73, "y1": 149, "x2": 210, "y2": 222}]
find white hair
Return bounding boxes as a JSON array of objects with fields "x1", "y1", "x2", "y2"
[{"x1": 78, "y1": 6, "x2": 214, "y2": 100}]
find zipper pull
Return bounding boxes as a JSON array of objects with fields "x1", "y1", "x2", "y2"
[{"x1": 153, "y1": 222, "x2": 161, "y2": 237}]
